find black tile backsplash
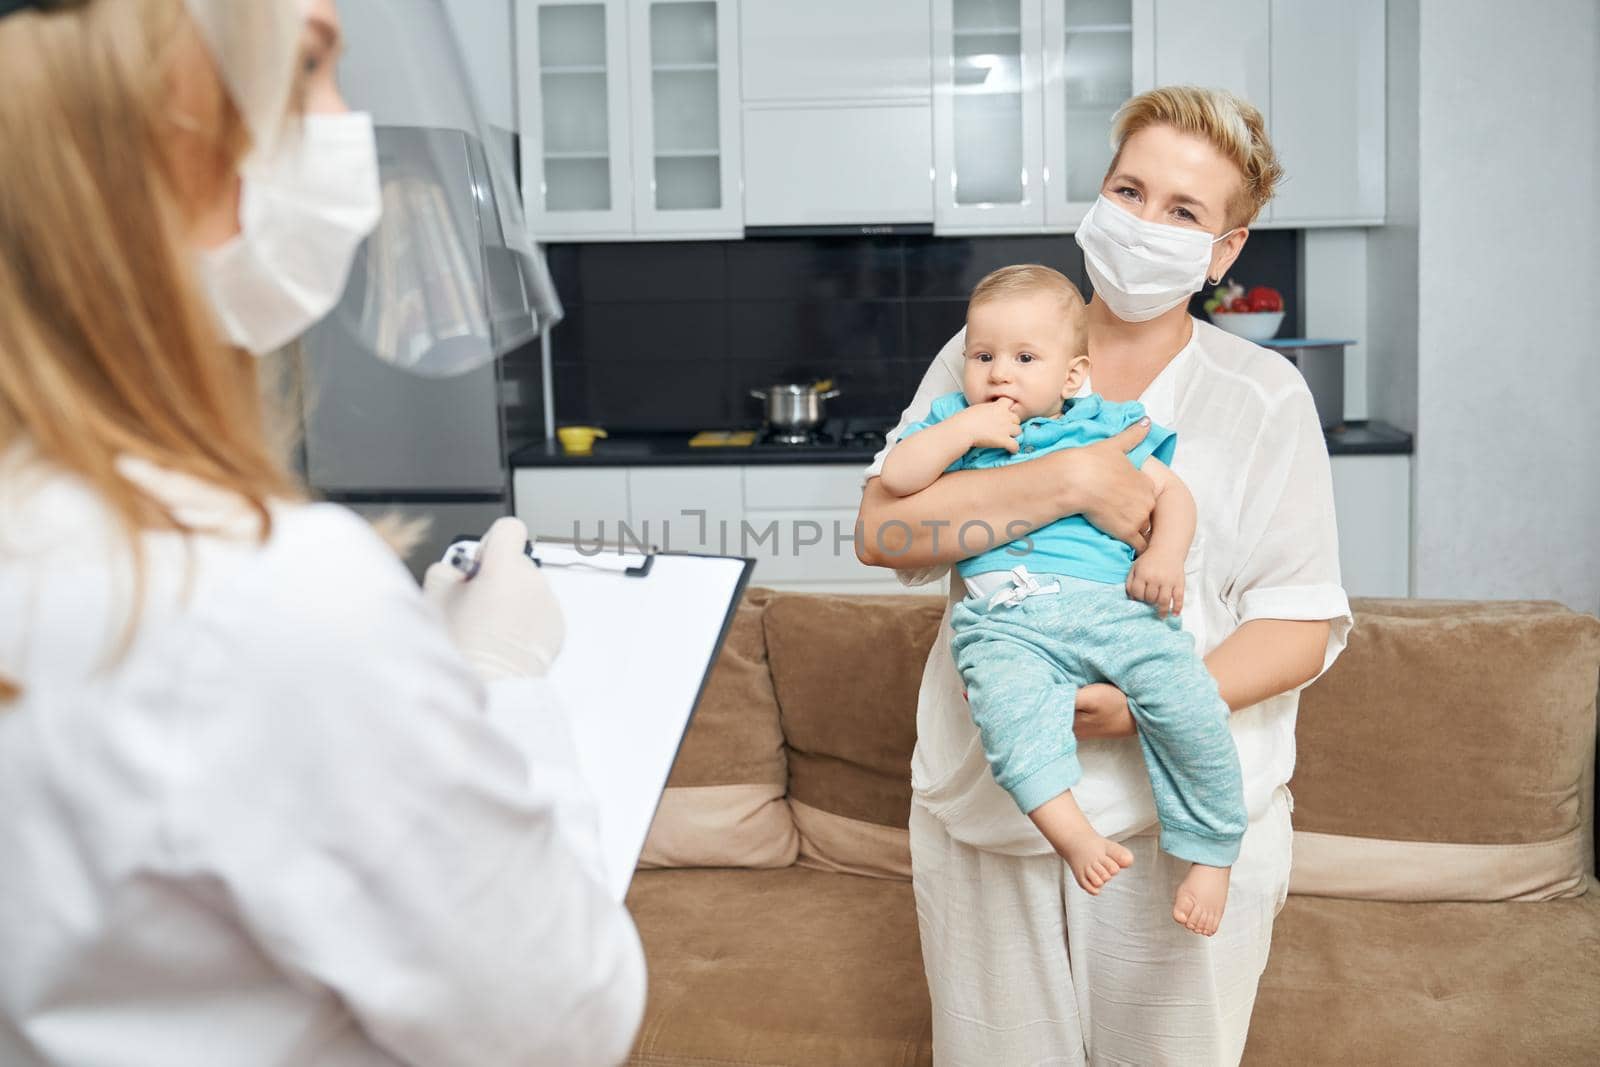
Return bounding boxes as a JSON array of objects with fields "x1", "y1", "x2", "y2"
[{"x1": 506, "y1": 230, "x2": 1302, "y2": 435}]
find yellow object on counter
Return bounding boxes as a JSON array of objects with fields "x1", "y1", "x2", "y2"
[
  {"x1": 689, "y1": 430, "x2": 756, "y2": 448},
  {"x1": 557, "y1": 425, "x2": 607, "y2": 454}
]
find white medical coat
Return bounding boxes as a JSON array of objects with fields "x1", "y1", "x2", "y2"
[{"x1": 0, "y1": 456, "x2": 645, "y2": 1066}]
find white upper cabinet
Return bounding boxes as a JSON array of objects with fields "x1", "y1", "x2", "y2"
[
  {"x1": 628, "y1": 0, "x2": 743, "y2": 235},
  {"x1": 518, "y1": 0, "x2": 634, "y2": 236},
  {"x1": 1150, "y1": 0, "x2": 1385, "y2": 228},
  {"x1": 740, "y1": 0, "x2": 934, "y2": 229},
  {"x1": 510, "y1": 0, "x2": 1385, "y2": 239},
  {"x1": 1151, "y1": 0, "x2": 1270, "y2": 112},
  {"x1": 935, "y1": 0, "x2": 1150, "y2": 235},
  {"x1": 517, "y1": 0, "x2": 741, "y2": 240},
  {"x1": 932, "y1": 0, "x2": 1047, "y2": 233},
  {"x1": 1267, "y1": 0, "x2": 1385, "y2": 225},
  {"x1": 1042, "y1": 0, "x2": 1154, "y2": 228},
  {"x1": 741, "y1": 0, "x2": 932, "y2": 103}
]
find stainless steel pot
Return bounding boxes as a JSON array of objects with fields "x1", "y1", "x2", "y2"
[{"x1": 749, "y1": 382, "x2": 841, "y2": 432}]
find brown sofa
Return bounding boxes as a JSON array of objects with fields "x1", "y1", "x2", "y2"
[{"x1": 625, "y1": 591, "x2": 1600, "y2": 1065}]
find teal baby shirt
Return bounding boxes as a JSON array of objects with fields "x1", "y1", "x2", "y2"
[{"x1": 898, "y1": 391, "x2": 1177, "y2": 584}]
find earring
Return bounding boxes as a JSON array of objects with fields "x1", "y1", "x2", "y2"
[{"x1": 1206, "y1": 274, "x2": 1220, "y2": 285}]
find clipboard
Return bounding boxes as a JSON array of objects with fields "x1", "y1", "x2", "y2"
[{"x1": 484, "y1": 539, "x2": 756, "y2": 901}]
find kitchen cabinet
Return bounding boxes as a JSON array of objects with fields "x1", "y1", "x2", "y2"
[
  {"x1": 1330, "y1": 454, "x2": 1411, "y2": 598},
  {"x1": 933, "y1": 0, "x2": 1152, "y2": 235},
  {"x1": 743, "y1": 107, "x2": 934, "y2": 227},
  {"x1": 741, "y1": 0, "x2": 931, "y2": 103},
  {"x1": 516, "y1": 454, "x2": 1411, "y2": 598},
  {"x1": 1149, "y1": 0, "x2": 1385, "y2": 227},
  {"x1": 1042, "y1": 0, "x2": 1155, "y2": 227},
  {"x1": 1266, "y1": 0, "x2": 1385, "y2": 226},
  {"x1": 512, "y1": 466, "x2": 629, "y2": 543},
  {"x1": 931, "y1": 0, "x2": 1046, "y2": 232},
  {"x1": 740, "y1": 0, "x2": 934, "y2": 229},
  {"x1": 516, "y1": 0, "x2": 741, "y2": 240},
  {"x1": 1151, "y1": 1, "x2": 1270, "y2": 123},
  {"x1": 517, "y1": 0, "x2": 634, "y2": 236},
  {"x1": 627, "y1": 0, "x2": 743, "y2": 235},
  {"x1": 513, "y1": 464, "x2": 922, "y2": 594},
  {"x1": 627, "y1": 466, "x2": 743, "y2": 553}
]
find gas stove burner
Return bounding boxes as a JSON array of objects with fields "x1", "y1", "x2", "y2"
[
  {"x1": 748, "y1": 418, "x2": 892, "y2": 451},
  {"x1": 841, "y1": 427, "x2": 886, "y2": 448},
  {"x1": 765, "y1": 429, "x2": 820, "y2": 446},
  {"x1": 759, "y1": 425, "x2": 839, "y2": 447}
]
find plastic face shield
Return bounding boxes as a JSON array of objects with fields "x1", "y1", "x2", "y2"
[
  {"x1": 329, "y1": 0, "x2": 560, "y2": 377},
  {"x1": 187, "y1": 0, "x2": 559, "y2": 377}
]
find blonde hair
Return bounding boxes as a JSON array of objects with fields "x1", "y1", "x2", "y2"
[
  {"x1": 1107, "y1": 86, "x2": 1282, "y2": 227},
  {"x1": 0, "y1": 0, "x2": 302, "y2": 683},
  {"x1": 969, "y1": 264, "x2": 1089, "y2": 360}
]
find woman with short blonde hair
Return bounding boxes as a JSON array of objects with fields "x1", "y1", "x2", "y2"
[{"x1": 859, "y1": 85, "x2": 1349, "y2": 1063}]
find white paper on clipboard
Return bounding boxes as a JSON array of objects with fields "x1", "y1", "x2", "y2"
[{"x1": 536, "y1": 543, "x2": 754, "y2": 901}]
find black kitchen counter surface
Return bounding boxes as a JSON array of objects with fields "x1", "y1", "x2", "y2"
[
  {"x1": 1323, "y1": 420, "x2": 1414, "y2": 456},
  {"x1": 510, "y1": 420, "x2": 1412, "y2": 468},
  {"x1": 510, "y1": 432, "x2": 882, "y2": 467}
]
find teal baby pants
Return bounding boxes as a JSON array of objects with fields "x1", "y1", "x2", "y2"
[{"x1": 949, "y1": 573, "x2": 1246, "y2": 867}]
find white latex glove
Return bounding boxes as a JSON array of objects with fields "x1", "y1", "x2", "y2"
[{"x1": 422, "y1": 517, "x2": 565, "y2": 681}]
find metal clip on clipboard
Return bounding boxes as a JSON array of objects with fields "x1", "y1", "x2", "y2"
[{"x1": 445, "y1": 537, "x2": 655, "y2": 579}]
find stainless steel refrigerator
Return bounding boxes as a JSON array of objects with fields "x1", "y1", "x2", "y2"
[
  {"x1": 300, "y1": 308, "x2": 510, "y2": 581},
  {"x1": 298, "y1": 0, "x2": 554, "y2": 579}
]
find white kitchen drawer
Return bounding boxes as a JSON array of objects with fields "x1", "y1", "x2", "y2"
[
  {"x1": 627, "y1": 466, "x2": 744, "y2": 553},
  {"x1": 513, "y1": 466, "x2": 629, "y2": 542},
  {"x1": 742, "y1": 464, "x2": 870, "y2": 511}
]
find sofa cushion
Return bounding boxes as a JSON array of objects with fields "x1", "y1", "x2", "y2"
[
  {"x1": 624, "y1": 867, "x2": 933, "y2": 1066},
  {"x1": 1245, "y1": 889, "x2": 1600, "y2": 1064},
  {"x1": 1290, "y1": 598, "x2": 1600, "y2": 901},
  {"x1": 762, "y1": 593, "x2": 946, "y2": 879},
  {"x1": 638, "y1": 589, "x2": 799, "y2": 870}
]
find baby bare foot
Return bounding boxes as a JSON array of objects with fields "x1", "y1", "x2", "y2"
[
  {"x1": 1173, "y1": 864, "x2": 1231, "y2": 936},
  {"x1": 1059, "y1": 834, "x2": 1135, "y2": 896}
]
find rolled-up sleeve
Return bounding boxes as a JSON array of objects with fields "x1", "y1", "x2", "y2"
[
  {"x1": 861, "y1": 329, "x2": 966, "y2": 588},
  {"x1": 1226, "y1": 386, "x2": 1353, "y2": 682}
]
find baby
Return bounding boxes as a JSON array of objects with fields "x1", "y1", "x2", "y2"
[{"x1": 879, "y1": 264, "x2": 1245, "y2": 936}]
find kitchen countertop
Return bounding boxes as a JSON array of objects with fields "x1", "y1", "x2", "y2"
[
  {"x1": 1322, "y1": 420, "x2": 1414, "y2": 456},
  {"x1": 511, "y1": 419, "x2": 1413, "y2": 468},
  {"x1": 510, "y1": 432, "x2": 882, "y2": 467}
]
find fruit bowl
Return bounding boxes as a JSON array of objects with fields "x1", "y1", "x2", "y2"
[{"x1": 1208, "y1": 310, "x2": 1285, "y2": 342}]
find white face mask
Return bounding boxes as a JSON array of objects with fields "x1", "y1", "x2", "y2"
[
  {"x1": 200, "y1": 112, "x2": 383, "y2": 355},
  {"x1": 1074, "y1": 194, "x2": 1238, "y2": 324}
]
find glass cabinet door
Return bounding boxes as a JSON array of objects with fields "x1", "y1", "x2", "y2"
[
  {"x1": 933, "y1": 0, "x2": 1046, "y2": 233},
  {"x1": 1044, "y1": 0, "x2": 1153, "y2": 228},
  {"x1": 629, "y1": 0, "x2": 742, "y2": 236},
  {"x1": 518, "y1": 0, "x2": 634, "y2": 236}
]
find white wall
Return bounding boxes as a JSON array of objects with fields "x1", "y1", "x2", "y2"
[{"x1": 1409, "y1": 0, "x2": 1600, "y2": 612}]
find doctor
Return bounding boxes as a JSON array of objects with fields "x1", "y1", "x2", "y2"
[{"x1": 0, "y1": 2, "x2": 644, "y2": 1065}]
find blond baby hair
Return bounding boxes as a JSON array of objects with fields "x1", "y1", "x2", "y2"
[
  {"x1": 1108, "y1": 86, "x2": 1283, "y2": 228},
  {"x1": 969, "y1": 264, "x2": 1089, "y2": 361}
]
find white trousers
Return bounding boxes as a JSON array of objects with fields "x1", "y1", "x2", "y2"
[{"x1": 909, "y1": 785, "x2": 1294, "y2": 1066}]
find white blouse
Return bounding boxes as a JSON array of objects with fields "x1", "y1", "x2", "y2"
[
  {"x1": 0, "y1": 456, "x2": 645, "y2": 1066},
  {"x1": 863, "y1": 319, "x2": 1353, "y2": 855}
]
